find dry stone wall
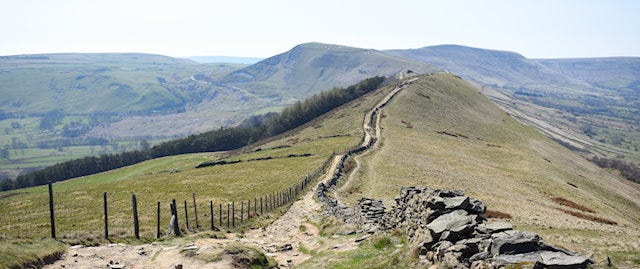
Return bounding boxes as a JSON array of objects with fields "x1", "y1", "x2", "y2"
[{"x1": 341, "y1": 187, "x2": 593, "y2": 268}]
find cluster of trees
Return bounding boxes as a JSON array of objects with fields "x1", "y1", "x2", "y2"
[
  {"x1": 591, "y1": 156, "x2": 640, "y2": 184},
  {"x1": 0, "y1": 76, "x2": 385, "y2": 191}
]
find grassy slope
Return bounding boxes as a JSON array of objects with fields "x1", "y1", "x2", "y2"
[
  {"x1": 387, "y1": 46, "x2": 640, "y2": 163},
  {"x1": 0, "y1": 79, "x2": 398, "y2": 269},
  {"x1": 337, "y1": 74, "x2": 640, "y2": 266},
  {"x1": 0, "y1": 80, "x2": 396, "y2": 240}
]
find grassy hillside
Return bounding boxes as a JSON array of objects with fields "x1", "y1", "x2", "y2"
[
  {"x1": 0, "y1": 45, "x2": 434, "y2": 176},
  {"x1": 0, "y1": 79, "x2": 398, "y2": 239},
  {"x1": 388, "y1": 45, "x2": 640, "y2": 168},
  {"x1": 222, "y1": 42, "x2": 440, "y2": 99},
  {"x1": 337, "y1": 74, "x2": 640, "y2": 267},
  {"x1": 0, "y1": 53, "x2": 269, "y2": 176}
]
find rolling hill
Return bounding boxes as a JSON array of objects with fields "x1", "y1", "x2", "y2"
[
  {"x1": 0, "y1": 44, "x2": 440, "y2": 178},
  {"x1": 0, "y1": 53, "x2": 257, "y2": 177},
  {"x1": 2, "y1": 74, "x2": 639, "y2": 268},
  {"x1": 221, "y1": 42, "x2": 440, "y2": 99},
  {"x1": 387, "y1": 45, "x2": 640, "y2": 165}
]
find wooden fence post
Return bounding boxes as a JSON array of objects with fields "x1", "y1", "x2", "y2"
[
  {"x1": 227, "y1": 203, "x2": 230, "y2": 228},
  {"x1": 247, "y1": 199, "x2": 251, "y2": 219},
  {"x1": 132, "y1": 194, "x2": 139, "y2": 239},
  {"x1": 219, "y1": 203, "x2": 223, "y2": 227},
  {"x1": 241, "y1": 201, "x2": 244, "y2": 223},
  {"x1": 172, "y1": 199, "x2": 180, "y2": 236},
  {"x1": 210, "y1": 201, "x2": 214, "y2": 230},
  {"x1": 184, "y1": 200, "x2": 189, "y2": 230},
  {"x1": 48, "y1": 181, "x2": 56, "y2": 239},
  {"x1": 156, "y1": 201, "x2": 161, "y2": 239},
  {"x1": 254, "y1": 197, "x2": 257, "y2": 216},
  {"x1": 260, "y1": 197, "x2": 263, "y2": 214},
  {"x1": 192, "y1": 193, "x2": 199, "y2": 229},
  {"x1": 170, "y1": 203, "x2": 175, "y2": 234},
  {"x1": 103, "y1": 192, "x2": 108, "y2": 240}
]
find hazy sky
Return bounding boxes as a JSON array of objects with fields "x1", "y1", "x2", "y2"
[{"x1": 1, "y1": 0, "x2": 638, "y2": 58}]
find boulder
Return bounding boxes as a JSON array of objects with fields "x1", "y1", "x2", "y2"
[
  {"x1": 490, "y1": 230, "x2": 540, "y2": 255},
  {"x1": 535, "y1": 251, "x2": 592, "y2": 269},
  {"x1": 426, "y1": 210, "x2": 478, "y2": 242}
]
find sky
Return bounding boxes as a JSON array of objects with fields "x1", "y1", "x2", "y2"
[{"x1": 0, "y1": 0, "x2": 638, "y2": 59}]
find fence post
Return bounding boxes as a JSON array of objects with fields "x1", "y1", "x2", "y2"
[
  {"x1": 254, "y1": 197, "x2": 257, "y2": 216},
  {"x1": 210, "y1": 201, "x2": 214, "y2": 230},
  {"x1": 48, "y1": 181, "x2": 56, "y2": 239},
  {"x1": 220, "y1": 203, "x2": 223, "y2": 227},
  {"x1": 132, "y1": 194, "x2": 139, "y2": 239},
  {"x1": 172, "y1": 199, "x2": 180, "y2": 236},
  {"x1": 157, "y1": 201, "x2": 161, "y2": 239},
  {"x1": 184, "y1": 200, "x2": 189, "y2": 231},
  {"x1": 227, "y1": 203, "x2": 230, "y2": 228},
  {"x1": 170, "y1": 203, "x2": 175, "y2": 235},
  {"x1": 260, "y1": 197, "x2": 263, "y2": 214},
  {"x1": 241, "y1": 201, "x2": 244, "y2": 223},
  {"x1": 103, "y1": 192, "x2": 108, "y2": 240},
  {"x1": 193, "y1": 193, "x2": 199, "y2": 229},
  {"x1": 248, "y1": 199, "x2": 251, "y2": 219}
]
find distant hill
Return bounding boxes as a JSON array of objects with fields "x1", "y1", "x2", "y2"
[
  {"x1": 386, "y1": 45, "x2": 581, "y2": 88},
  {"x1": 388, "y1": 45, "x2": 640, "y2": 163},
  {"x1": 535, "y1": 57, "x2": 640, "y2": 89},
  {"x1": 221, "y1": 42, "x2": 441, "y2": 99},
  {"x1": 0, "y1": 53, "x2": 204, "y2": 115},
  {"x1": 186, "y1": 56, "x2": 263, "y2": 64}
]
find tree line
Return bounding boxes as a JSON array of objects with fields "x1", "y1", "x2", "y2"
[{"x1": 1, "y1": 76, "x2": 385, "y2": 191}]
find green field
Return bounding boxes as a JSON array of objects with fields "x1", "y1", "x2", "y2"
[{"x1": 0, "y1": 80, "x2": 394, "y2": 240}]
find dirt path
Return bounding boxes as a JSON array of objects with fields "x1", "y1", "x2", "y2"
[
  {"x1": 237, "y1": 155, "x2": 345, "y2": 266},
  {"x1": 339, "y1": 77, "x2": 418, "y2": 196}
]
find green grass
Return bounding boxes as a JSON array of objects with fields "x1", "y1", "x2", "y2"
[
  {"x1": 298, "y1": 233, "x2": 414, "y2": 269},
  {"x1": 0, "y1": 238, "x2": 67, "y2": 269},
  {"x1": 0, "y1": 79, "x2": 395, "y2": 241}
]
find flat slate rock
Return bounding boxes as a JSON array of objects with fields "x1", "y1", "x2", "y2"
[
  {"x1": 538, "y1": 251, "x2": 591, "y2": 268},
  {"x1": 491, "y1": 230, "x2": 540, "y2": 255},
  {"x1": 484, "y1": 221, "x2": 513, "y2": 233}
]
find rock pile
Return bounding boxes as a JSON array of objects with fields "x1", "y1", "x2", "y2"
[
  {"x1": 354, "y1": 198, "x2": 386, "y2": 233},
  {"x1": 357, "y1": 187, "x2": 593, "y2": 268}
]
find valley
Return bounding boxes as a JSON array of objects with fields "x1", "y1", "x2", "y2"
[{"x1": 2, "y1": 74, "x2": 639, "y2": 268}]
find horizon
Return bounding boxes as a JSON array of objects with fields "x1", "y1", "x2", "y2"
[
  {"x1": 2, "y1": 42, "x2": 640, "y2": 60},
  {"x1": 1, "y1": 0, "x2": 639, "y2": 59}
]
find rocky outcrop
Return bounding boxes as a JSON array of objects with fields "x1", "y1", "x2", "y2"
[{"x1": 351, "y1": 187, "x2": 593, "y2": 268}]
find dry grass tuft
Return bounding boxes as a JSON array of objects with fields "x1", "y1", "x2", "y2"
[
  {"x1": 551, "y1": 196, "x2": 595, "y2": 213},
  {"x1": 556, "y1": 208, "x2": 617, "y2": 225},
  {"x1": 484, "y1": 210, "x2": 512, "y2": 219}
]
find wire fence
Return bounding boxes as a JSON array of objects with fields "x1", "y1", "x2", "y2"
[{"x1": 0, "y1": 155, "x2": 333, "y2": 241}]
